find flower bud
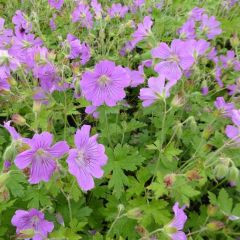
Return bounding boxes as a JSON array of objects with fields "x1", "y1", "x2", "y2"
[
  {"x1": 3, "y1": 144, "x2": 17, "y2": 162},
  {"x1": 12, "y1": 114, "x2": 26, "y2": 126},
  {"x1": 230, "y1": 34, "x2": 239, "y2": 48},
  {"x1": 164, "y1": 174, "x2": 176, "y2": 187},
  {"x1": 118, "y1": 204, "x2": 125, "y2": 213},
  {"x1": 213, "y1": 164, "x2": 228, "y2": 179},
  {"x1": 127, "y1": 208, "x2": 143, "y2": 220},
  {"x1": 207, "y1": 205, "x2": 218, "y2": 216},
  {"x1": 0, "y1": 186, "x2": 10, "y2": 202},
  {"x1": 17, "y1": 229, "x2": 35, "y2": 239},
  {"x1": 228, "y1": 166, "x2": 239, "y2": 183},
  {"x1": 56, "y1": 212, "x2": 65, "y2": 226},
  {"x1": 33, "y1": 100, "x2": 42, "y2": 113},
  {"x1": 186, "y1": 170, "x2": 201, "y2": 181},
  {"x1": 135, "y1": 225, "x2": 148, "y2": 237},
  {"x1": 207, "y1": 221, "x2": 224, "y2": 231},
  {"x1": 171, "y1": 93, "x2": 185, "y2": 108}
]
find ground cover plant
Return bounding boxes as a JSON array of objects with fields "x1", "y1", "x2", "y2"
[{"x1": 0, "y1": 0, "x2": 240, "y2": 239}]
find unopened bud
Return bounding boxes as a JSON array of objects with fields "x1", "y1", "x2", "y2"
[
  {"x1": 207, "y1": 205, "x2": 218, "y2": 216},
  {"x1": 17, "y1": 229, "x2": 35, "y2": 239},
  {"x1": 0, "y1": 173, "x2": 9, "y2": 186},
  {"x1": 135, "y1": 225, "x2": 148, "y2": 237},
  {"x1": 118, "y1": 204, "x2": 125, "y2": 213},
  {"x1": 214, "y1": 164, "x2": 228, "y2": 179},
  {"x1": 12, "y1": 114, "x2": 26, "y2": 126},
  {"x1": 228, "y1": 166, "x2": 239, "y2": 183},
  {"x1": 127, "y1": 208, "x2": 143, "y2": 220},
  {"x1": 33, "y1": 101, "x2": 42, "y2": 113},
  {"x1": 207, "y1": 221, "x2": 224, "y2": 231},
  {"x1": 0, "y1": 186, "x2": 10, "y2": 202},
  {"x1": 230, "y1": 34, "x2": 239, "y2": 48},
  {"x1": 186, "y1": 170, "x2": 201, "y2": 181},
  {"x1": 3, "y1": 144, "x2": 17, "y2": 162},
  {"x1": 171, "y1": 93, "x2": 185, "y2": 108},
  {"x1": 164, "y1": 174, "x2": 176, "y2": 187}
]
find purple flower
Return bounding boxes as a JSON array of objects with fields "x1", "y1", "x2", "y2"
[
  {"x1": 166, "y1": 202, "x2": 187, "y2": 240},
  {"x1": 4, "y1": 121, "x2": 21, "y2": 140},
  {"x1": 214, "y1": 97, "x2": 235, "y2": 117},
  {"x1": 48, "y1": 0, "x2": 64, "y2": 10},
  {"x1": 120, "y1": 39, "x2": 138, "y2": 56},
  {"x1": 91, "y1": 0, "x2": 102, "y2": 19},
  {"x1": 141, "y1": 59, "x2": 152, "y2": 68},
  {"x1": 200, "y1": 14, "x2": 222, "y2": 39},
  {"x1": 50, "y1": 14, "x2": 57, "y2": 31},
  {"x1": 12, "y1": 10, "x2": 32, "y2": 37},
  {"x1": 201, "y1": 86, "x2": 209, "y2": 95},
  {"x1": 72, "y1": 3, "x2": 93, "y2": 29},
  {"x1": 226, "y1": 110, "x2": 240, "y2": 143},
  {"x1": 85, "y1": 105, "x2": 99, "y2": 119},
  {"x1": 126, "y1": 65, "x2": 145, "y2": 87},
  {"x1": 187, "y1": 39, "x2": 210, "y2": 60},
  {"x1": 178, "y1": 19, "x2": 195, "y2": 39},
  {"x1": 14, "y1": 132, "x2": 69, "y2": 184},
  {"x1": 108, "y1": 3, "x2": 128, "y2": 19},
  {"x1": 67, "y1": 125, "x2": 107, "y2": 191},
  {"x1": 132, "y1": 16, "x2": 153, "y2": 43},
  {"x1": 66, "y1": 34, "x2": 91, "y2": 65},
  {"x1": 227, "y1": 84, "x2": 237, "y2": 95},
  {"x1": 80, "y1": 60, "x2": 130, "y2": 106},
  {"x1": 11, "y1": 209, "x2": 54, "y2": 240},
  {"x1": 139, "y1": 75, "x2": 174, "y2": 107},
  {"x1": 10, "y1": 34, "x2": 42, "y2": 68},
  {"x1": 215, "y1": 66, "x2": 224, "y2": 87},
  {"x1": 207, "y1": 47, "x2": 218, "y2": 63},
  {"x1": 151, "y1": 39, "x2": 194, "y2": 81},
  {"x1": 189, "y1": 7, "x2": 205, "y2": 21},
  {"x1": 220, "y1": 50, "x2": 237, "y2": 69},
  {"x1": 0, "y1": 18, "x2": 13, "y2": 48}
]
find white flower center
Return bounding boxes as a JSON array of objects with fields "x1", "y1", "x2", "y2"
[
  {"x1": 0, "y1": 50, "x2": 10, "y2": 65},
  {"x1": 98, "y1": 75, "x2": 110, "y2": 87}
]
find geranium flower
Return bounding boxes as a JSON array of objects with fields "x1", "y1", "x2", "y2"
[
  {"x1": 48, "y1": 0, "x2": 64, "y2": 10},
  {"x1": 200, "y1": 14, "x2": 222, "y2": 39},
  {"x1": 225, "y1": 110, "x2": 240, "y2": 143},
  {"x1": 80, "y1": 60, "x2": 130, "y2": 106},
  {"x1": 11, "y1": 209, "x2": 54, "y2": 240},
  {"x1": 107, "y1": 3, "x2": 128, "y2": 18},
  {"x1": 72, "y1": 3, "x2": 93, "y2": 29},
  {"x1": 214, "y1": 97, "x2": 235, "y2": 118},
  {"x1": 14, "y1": 132, "x2": 69, "y2": 184},
  {"x1": 67, "y1": 125, "x2": 107, "y2": 191},
  {"x1": 139, "y1": 75, "x2": 174, "y2": 107},
  {"x1": 151, "y1": 39, "x2": 194, "y2": 81},
  {"x1": 165, "y1": 202, "x2": 187, "y2": 240}
]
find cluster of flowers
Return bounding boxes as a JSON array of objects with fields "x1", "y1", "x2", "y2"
[
  {"x1": 10, "y1": 202, "x2": 187, "y2": 240},
  {"x1": 4, "y1": 122, "x2": 107, "y2": 191},
  {"x1": 215, "y1": 96, "x2": 240, "y2": 143}
]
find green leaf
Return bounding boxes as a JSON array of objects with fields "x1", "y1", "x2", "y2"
[
  {"x1": 6, "y1": 171, "x2": 26, "y2": 197},
  {"x1": 104, "y1": 144, "x2": 145, "y2": 198}
]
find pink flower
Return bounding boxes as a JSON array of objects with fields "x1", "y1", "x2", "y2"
[
  {"x1": 151, "y1": 39, "x2": 194, "y2": 81},
  {"x1": 139, "y1": 75, "x2": 174, "y2": 107},
  {"x1": 67, "y1": 125, "x2": 108, "y2": 191},
  {"x1": 80, "y1": 60, "x2": 130, "y2": 106},
  {"x1": 14, "y1": 132, "x2": 69, "y2": 184}
]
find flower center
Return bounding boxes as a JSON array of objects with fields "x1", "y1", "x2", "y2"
[
  {"x1": 36, "y1": 148, "x2": 46, "y2": 156},
  {"x1": 168, "y1": 54, "x2": 179, "y2": 63},
  {"x1": 76, "y1": 150, "x2": 86, "y2": 167},
  {"x1": 31, "y1": 215, "x2": 40, "y2": 228},
  {"x1": 98, "y1": 75, "x2": 110, "y2": 86},
  {"x1": 0, "y1": 50, "x2": 10, "y2": 65}
]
